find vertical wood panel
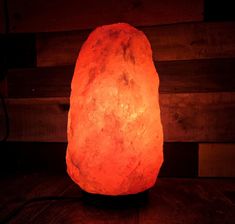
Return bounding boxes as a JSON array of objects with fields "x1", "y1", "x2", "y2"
[
  {"x1": 199, "y1": 144, "x2": 235, "y2": 177},
  {"x1": 7, "y1": 0, "x2": 203, "y2": 33}
]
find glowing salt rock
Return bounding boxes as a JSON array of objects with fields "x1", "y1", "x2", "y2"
[{"x1": 66, "y1": 23, "x2": 163, "y2": 195}]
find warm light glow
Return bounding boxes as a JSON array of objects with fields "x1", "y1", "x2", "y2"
[{"x1": 66, "y1": 23, "x2": 163, "y2": 195}]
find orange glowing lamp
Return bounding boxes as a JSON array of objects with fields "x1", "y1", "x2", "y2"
[{"x1": 66, "y1": 23, "x2": 163, "y2": 195}]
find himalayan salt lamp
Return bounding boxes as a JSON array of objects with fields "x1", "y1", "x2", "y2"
[{"x1": 66, "y1": 23, "x2": 163, "y2": 195}]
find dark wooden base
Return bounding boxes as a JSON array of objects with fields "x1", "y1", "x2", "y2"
[
  {"x1": 1, "y1": 172, "x2": 235, "y2": 224},
  {"x1": 81, "y1": 189, "x2": 149, "y2": 209}
]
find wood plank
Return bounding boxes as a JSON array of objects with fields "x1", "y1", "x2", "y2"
[
  {"x1": 0, "y1": 174, "x2": 47, "y2": 222},
  {"x1": 22, "y1": 186, "x2": 138, "y2": 224},
  {"x1": 0, "y1": 97, "x2": 69, "y2": 142},
  {"x1": 7, "y1": 66, "x2": 73, "y2": 98},
  {"x1": 36, "y1": 30, "x2": 87, "y2": 67},
  {"x1": 0, "y1": 92, "x2": 235, "y2": 142},
  {"x1": 7, "y1": 58, "x2": 235, "y2": 98},
  {"x1": 146, "y1": 22, "x2": 235, "y2": 61},
  {"x1": 2, "y1": 174, "x2": 235, "y2": 223},
  {"x1": 139, "y1": 178, "x2": 235, "y2": 224},
  {"x1": 160, "y1": 92, "x2": 235, "y2": 142},
  {"x1": 157, "y1": 58, "x2": 235, "y2": 93},
  {"x1": 199, "y1": 144, "x2": 235, "y2": 177},
  {"x1": 36, "y1": 22, "x2": 235, "y2": 67},
  {"x1": 0, "y1": 173, "x2": 71, "y2": 223},
  {"x1": 7, "y1": 0, "x2": 203, "y2": 33}
]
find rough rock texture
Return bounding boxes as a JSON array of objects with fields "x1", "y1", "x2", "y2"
[{"x1": 66, "y1": 23, "x2": 163, "y2": 195}]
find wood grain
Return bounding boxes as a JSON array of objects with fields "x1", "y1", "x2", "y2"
[
  {"x1": 36, "y1": 22, "x2": 235, "y2": 67},
  {"x1": 7, "y1": 66, "x2": 73, "y2": 98},
  {"x1": 0, "y1": 173, "x2": 71, "y2": 224},
  {"x1": 7, "y1": 58, "x2": 235, "y2": 98},
  {"x1": 1, "y1": 92, "x2": 235, "y2": 142},
  {"x1": 7, "y1": 0, "x2": 203, "y2": 33},
  {"x1": 139, "y1": 178, "x2": 235, "y2": 224},
  {"x1": 157, "y1": 58, "x2": 235, "y2": 93},
  {"x1": 199, "y1": 144, "x2": 235, "y2": 177},
  {"x1": 1, "y1": 173, "x2": 235, "y2": 224},
  {"x1": 0, "y1": 97, "x2": 69, "y2": 142},
  {"x1": 145, "y1": 22, "x2": 235, "y2": 61},
  {"x1": 160, "y1": 92, "x2": 235, "y2": 142}
]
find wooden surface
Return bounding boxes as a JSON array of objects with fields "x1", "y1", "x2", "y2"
[
  {"x1": 160, "y1": 92, "x2": 235, "y2": 142},
  {"x1": 7, "y1": 0, "x2": 203, "y2": 33},
  {"x1": 0, "y1": 173, "x2": 70, "y2": 223},
  {"x1": 157, "y1": 58, "x2": 235, "y2": 93},
  {"x1": 1, "y1": 92, "x2": 235, "y2": 142},
  {"x1": 36, "y1": 22, "x2": 235, "y2": 67},
  {"x1": 0, "y1": 172, "x2": 234, "y2": 223},
  {"x1": 0, "y1": 97, "x2": 69, "y2": 142},
  {"x1": 6, "y1": 58, "x2": 235, "y2": 98},
  {"x1": 7, "y1": 66, "x2": 73, "y2": 98},
  {"x1": 199, "y1": 144, "x2": 235, "y2": 177}
]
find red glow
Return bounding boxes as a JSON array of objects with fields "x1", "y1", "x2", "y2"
[{"x1": 66, "y1": 23, "x2": 163, "y2": 195}]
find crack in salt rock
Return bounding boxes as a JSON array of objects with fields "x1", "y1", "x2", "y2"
[
  {"x1": 108, "y1": 30, "x2": 120, "y2": 38},
  {"x1": 87, "y1": 68, "x2": 96, "y2": 85},
  {"x1": 119, "y1": 72, "x2": 135, "y2": 88},
  {"x1": 121, "y1": 38, "x2": 136, "y2": 64}
]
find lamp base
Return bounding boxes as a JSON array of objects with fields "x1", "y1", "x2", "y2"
[{"x1": 81, "y1": 189, "x2": 149, "y2": 208}]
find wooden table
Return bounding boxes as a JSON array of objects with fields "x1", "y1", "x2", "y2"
[{"x1": 1, "y1": 172, "x2": 235, "y2": 224}]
